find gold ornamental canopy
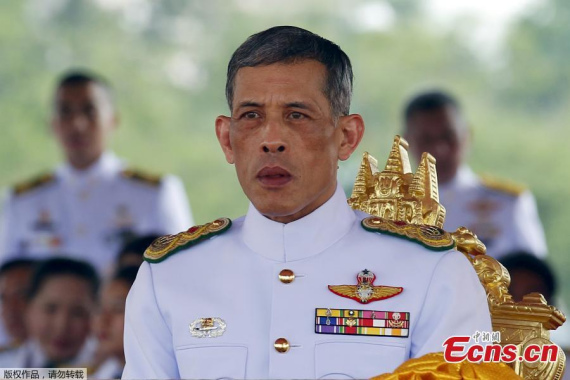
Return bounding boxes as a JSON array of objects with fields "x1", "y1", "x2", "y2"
[
  {"x1": 348, "y1": 136, "x2": 446, "y2": 229},
  {"x1": 349, "y1": 135, "x2": 566, "y2": 380}
]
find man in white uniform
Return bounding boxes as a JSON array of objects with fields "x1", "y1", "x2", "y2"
[
  {"x1": 403, "y1": 90, "x2": 547, "y2": 259},
  {"x1": 0, "y1": 71, "x2": 193, "y2": 274},
  {"x1": 122, "y1": 27, "x2": 491, "y2": 379}
]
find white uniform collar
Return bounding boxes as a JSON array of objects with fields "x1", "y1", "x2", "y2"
[
  {"x1": 20, "y1": 337, "x2": 97, "y2": 367},
  {"x1": 56, "y1": 152, "x2": 123, "y2": 184},
  {"x1": 18, "y1": 340, "x2": 46, "y2": 367},
  {"x1": 92, "y1": 357, "x2": 124, "y2": 379},
  {"x1": 242, "y1": 183, "x2": 355, "y2": 262}
]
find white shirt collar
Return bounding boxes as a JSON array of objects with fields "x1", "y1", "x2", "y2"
[
  {"x1": 20, "y1": 337, "x2": 96, "y2": 367},
  {"x1": 56, "y1": 152, "x2": 123, "y2": 184},
  {"x1": 241, "y1": 183, "x2": 355, "y2": 263},
  {"x1": 19, "y1": 340, "x2": 46, "y2": 367}
]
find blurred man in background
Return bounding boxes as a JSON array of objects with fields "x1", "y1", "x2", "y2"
[
  {"x1": 0, "y1": 258, "x2": 99, "y2": 367},
  {"x1": 0, "y1": 70, "x2": 194, "y2": 274},
  {"x1": 500, "y1": 252, "x2": 556, "y2": 303},
  {"x1": 0, "y1": 259, "x2": 36, "y2": 349},
  {"x1": 115, "y1": 234, "x2": 160, "y2": 270},
  {"x1": 91, "y1": 265, "x2": 138, "y2": 379},
  {"x1": 500, "y1": 251, "x2": 570, "y2": 366},
  {"x1": 403, "y1": 90, "x2": 547, "y2": 259}
]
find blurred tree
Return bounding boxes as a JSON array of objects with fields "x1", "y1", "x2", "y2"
[{"x1": 500, "y1": 0, "x2": 570, "y2": 114}]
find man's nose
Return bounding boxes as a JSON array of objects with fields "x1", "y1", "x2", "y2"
[
  {"x1": 432, "y1": 141, "x2": 451, "y2": 157},
  {"x1": 260, "y1": 119, "x2": 287, "y2": 154},
  {"x1": 69, "y1": 112, "x2": 89, "y2": 132}
]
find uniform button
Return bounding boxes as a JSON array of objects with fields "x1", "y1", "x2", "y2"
[
  {"x1": 274, "y1": 338, "x2": 290, "y2": 353},
  {"x1": 279, "y1": 269, "x2": 295, "y2": 284}
]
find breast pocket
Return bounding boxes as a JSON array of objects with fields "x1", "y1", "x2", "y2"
[
  {"x1": 315, "y1": 341, "x2": 407, "y2": 379},
  {"x1": 175, "y1": 345, "x2": 248, "y2": 380}
]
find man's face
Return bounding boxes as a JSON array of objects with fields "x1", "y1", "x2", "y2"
[
  {"x1": 94, "y1": 279, "x2": 130, "y2": 359},
  {"x1": 216, "y1": 61, "x2": 363, "y2": 223},
  {"x1": 51, "y1": 82, "x2": 116, "y2": 170},
  {"x1": 404, "y1": 106, "x2": 468, "y2": 184},
  {"x1": 26, "y1": 275, "x2": 95, "y2": 364},
  {"x1": 0, "y1": 267, "x2": 32, "y2": 342},
  {"x1": 508, "y1": 268, "x2": 551, "y2": 303}
]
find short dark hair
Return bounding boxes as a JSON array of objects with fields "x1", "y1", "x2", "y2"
[
  {"x1": 0, "y1": 259, "x2": 37, "y2": 277},
  {"x1": 226, "y1": 26, "x2": 353, "y2": 118},
  {"x1": 403, "y1": 90, "x2": 460, "y2": 122},
  {"x1": 117, "y1": 234, "x2": 161, "y2": 262},
  {"x1": 500, "y1": 252, "x2": 557, "y2": 300},
  {"x1": 113, "y1": 265, "x2": 139, "y2": 289},
  {"x1": 27, "y1": 257, "x2": 100, "y2": 301},
  {"x1": 54, "y1": 70, "x2": 114, "y2": 104}
]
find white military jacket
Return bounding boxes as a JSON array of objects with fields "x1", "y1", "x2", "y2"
[
  {"x1": 440, "y1": 166, "x2": 547, "y2": 260},
  {"x1": 122, "y1": 185, "x2": 491, "y2": 379},
  {"x1": 0, "y1": 152, "x2": 193, "y2": 273}
]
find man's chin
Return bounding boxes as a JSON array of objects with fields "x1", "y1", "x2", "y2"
[{"x1": 253, "y1": 201, "x2": 298, "y2": 219}]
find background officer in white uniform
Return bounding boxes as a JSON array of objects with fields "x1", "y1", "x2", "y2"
[
  {"x1": 0, "y1": 71, "x2": 193, "y2": 274},
  {"x1": 122, "y1": 26, "x2": 491, "y2": 379},
  {"x1": 403, "y1": 90, "x2": 547, "y2": 259}
]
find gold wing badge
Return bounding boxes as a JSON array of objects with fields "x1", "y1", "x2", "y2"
[{"x1": 328, "y1": 269, "x2": 403, "y2": 304}]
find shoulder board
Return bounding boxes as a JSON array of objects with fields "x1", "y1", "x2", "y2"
[
  {"x1": 0, "y1": 340, "x2": 21, "y2": 353},
  {"x1": 144, "y1": 218, "x2": 232, "y2": 263},
  {"x1": 361, "y1": 216, "x2": 455, "y2": 251},
  {"x1": 480, "y1": 175, "x2": 526, "y2": 196},
  {"x1": 121, "y1": 168, "x2": 162, "y2": 187},
  {"x1": 13, "y1": 173, "x2": 56, "y2": 196}
]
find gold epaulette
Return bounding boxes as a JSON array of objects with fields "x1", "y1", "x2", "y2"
[
  {"x1": 480, "y1": 174, "x2": 526, "y2": 196},
  {"x1": 144, "y1": 218, "x2": 232, "y2": 263},
  {"x1": 0, "y1": 340, "x2": 20, "y2": 353},
  {"x1": 13, "y1": 173, "x2": 56, "y2": 196},
  {"x1": 121, "y1": 168, "x2": 162, "y2": 186},
  {"x1": 361, "y1": 216, "x2": 455, "y2": 251}
]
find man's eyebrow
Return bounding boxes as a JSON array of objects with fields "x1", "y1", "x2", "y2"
[
  {"x1": 285, "y1": 102, "x2": 312, "y2": 110},
  {"x1": 236, "y1": 101, "x2": 262, "y2": 109}
]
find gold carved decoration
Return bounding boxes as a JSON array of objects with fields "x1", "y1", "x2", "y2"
[
  {"x1": 349, "y1": 136, "x2": 446, "y2": 229},
  {"x1": 349, "y1": 135, "x2": 566, "y2": 379}
]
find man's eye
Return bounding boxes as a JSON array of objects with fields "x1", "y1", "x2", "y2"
[
  {"x1": 242, "y1": 112, "x2": 259, "y2": 119},
  {"x1": 58, "y1": 107, "x2": 73, "y2": 118},
  {"x1": 289, "y1": 112, "x2": 306, "y2": 120},
  {"x1": 84, "y1": 106, "x2": 97, "y2": 118}
]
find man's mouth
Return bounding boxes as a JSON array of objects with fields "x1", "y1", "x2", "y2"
[{"x1": 257, "y1": 166, "x2": 293, "y2": 187}]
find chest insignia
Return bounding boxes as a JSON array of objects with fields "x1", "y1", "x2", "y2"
[
  {"x1": 315, "y1": 308, "x2": 410, "y2": 337},
  {"x1": 328, "y1": 269, "x2": 403, "y2": 304},
  {"x1": 189, "y1": 317, "x2": 226, "y2": 338}
]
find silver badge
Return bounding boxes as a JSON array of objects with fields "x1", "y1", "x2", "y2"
[{"x1": 189, "y1": 317, "x2": 226, "y2": 338}]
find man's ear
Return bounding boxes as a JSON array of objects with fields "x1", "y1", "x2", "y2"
[
  {"x1": 111, "y1": 111, "x2": 120, "y2": 131},
  {"x1": 215, "y1": 115, "x2": 235, "y2": 164},
  {"x1": 461, "y1": 123, "x2": 473, "y2": 158},
  {"x1": 337, "y1": 114, "x2": 365, "y2": 161}
]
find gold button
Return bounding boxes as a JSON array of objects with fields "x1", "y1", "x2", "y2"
[
  {"x1": 274, "y1": 338, "x2": 290, "y2": 353},
  {"x1": 279, "y1": 269, "x2": 295, "y2": 284}
]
